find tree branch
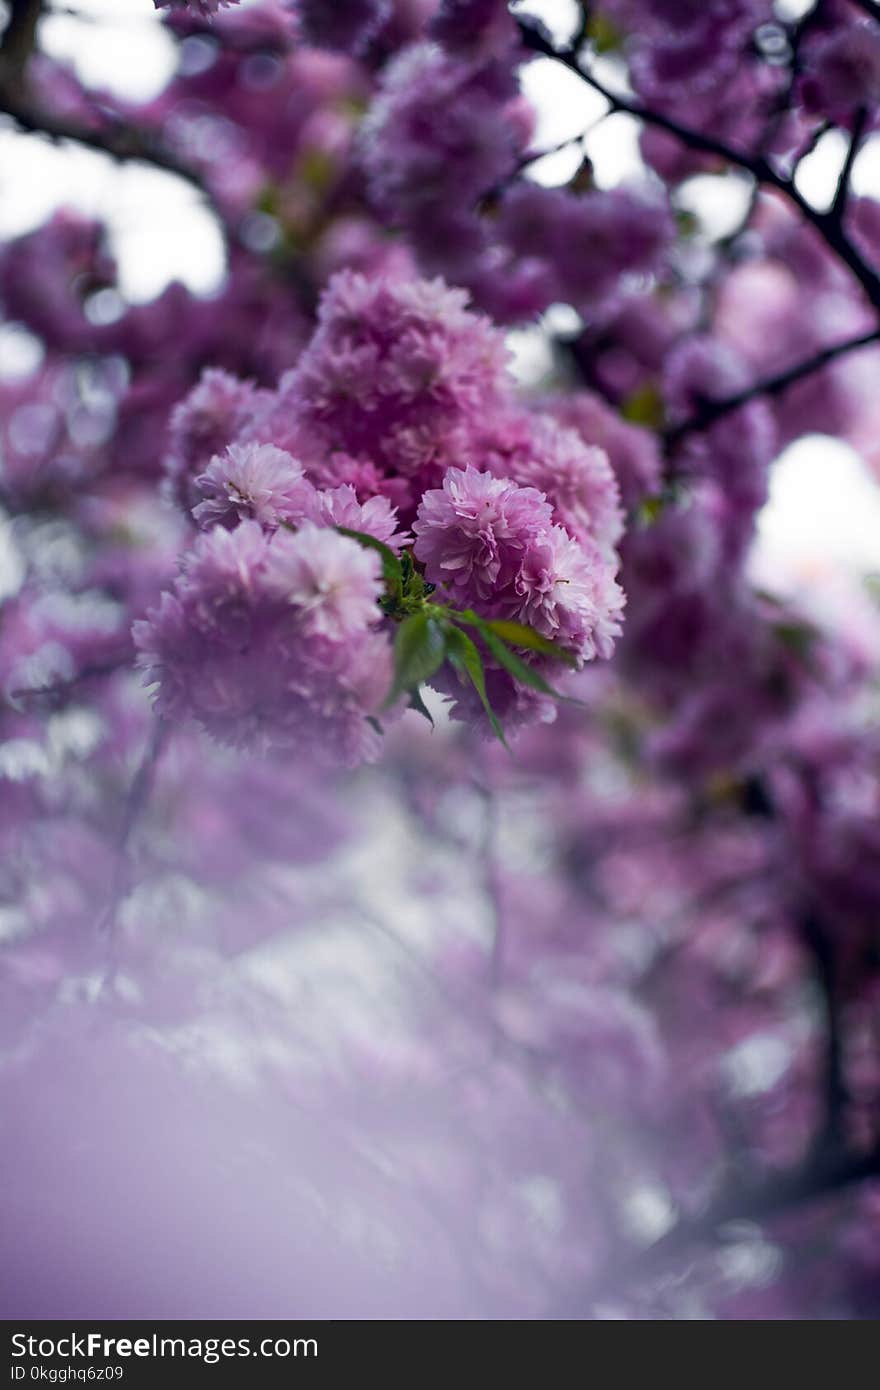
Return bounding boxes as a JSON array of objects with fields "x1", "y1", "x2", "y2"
[
  {"x1": 801, "y1": 912, "x2": 848, "y2": 1151},
  {"x1": 0, "y1": 87, "x2": 212, "y2": 197},
  {"x1": 0, "y1": 0, "x2": 43, "y2": 76},
  {"x1": 759, "y1": 0, "x2": 826, "y2": 160},
  {"x1": 97, "y1": 716, "x2": 168, "y2": 951},
  {"x1": 566, "y1": 1138, "x2": 880, "y2": 1311},
  {"x1": 830, "y1": 105, "x2": 867, "y2": 225},
  {"x1": 518, "y1": 17, "x2": 770, "y2": 176},
  {"x1": 515, "y1": 15, "x2": 880, "y2": 312},
  {"x1": 3, "y1": 653, "x2": 132, "y2": 712},
  {"x1": 475, "y1": 777, "x2": 505, "y2": 989},
  {"x1": 664, "y1": 327, "x2": 880, "y2": 447}
]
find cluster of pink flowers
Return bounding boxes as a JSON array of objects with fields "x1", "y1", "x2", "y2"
[
  {"x1": 358, "y1": 35, "x2": 673, "y2": 322},
  {"x1": 497, "y1": 183, "x2": 674, "y2": 322},
  {"x1": 359, "y1": 39, "x2": 526, "y2": 248},
  {"x1": 146, "y1": 266, "x2": 626, "y2": 758},
  {"x1": 251, "y1": 267, "x2": 514, "y2": 516},
  {"x1": 802, "y1": 20, "x2": 880, "y2": 126},
  {"x1": 413, "y1": 466, "x2": 623, "y2": 662},
  {"x1": 289, "y1": 0, "x2": 393, "y2": 56},
  {"x1": 191, "y1": 442, "x2": 404, "y2": 545},
  {"x1": 134, "y1": 521, "x2": 391, "y2": 764}
]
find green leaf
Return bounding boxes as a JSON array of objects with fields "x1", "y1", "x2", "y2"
[
  {"x1": 445, "y1": 625, "x2": 509, "y2": 749},
  {"x1": 397, "y1": 551, "x2": 436, "y2": 602},
  {"x1": 256, "y1": 182, "x2": 279, "y2": 216},
  {"x1": 298, "y1": 147, "x2": 335, "y2": 192},
  {"x1": 587, "y1": 13, "x2": 622, "y2": 53},
  {"x1": 482, "y1": 618, "x2": 577, "y2": 666},
  {"x1": 636, "y1": 493, "x2": 666, "y2": 525},
  {"x1": 480, "y1": 629, "x2": 566, "y2": 699},
  {"x1": 773, "y1": 619, "x2": 818, "y2": 661},
  {"x1": 621, "y1": 383, "x2": 665, "y2": 430},
  {"x1": 383, "y1": 611, "x2": 446, "y2": 709},
  {"x1": 453, "y1": 611, "x2": 572, "y2": 701},
  {"x1": 336, "y1": 527, "x2": 403, "y2": 601},
  {"x1": 675, "y1": 209, "x2": 700, "y2": 239},
  {"x1": 407, "y1": 686, "x2": 435, "y2": 728}
]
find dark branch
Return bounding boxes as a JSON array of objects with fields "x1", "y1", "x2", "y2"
[
  {"x1": 515, "y1": 16, "x2": 880, "y2": 311},
  {"x1": 4, "y1": 654, "x2": 132, "y2": 711},
  {"x1": 97, "y1": 717, "x2": 168, "y2": 951},
  {"x1": 664, "y1": 328, "x2": 880, "y2": 447},
  {"x1": 0, "y1": 88, "x2": 211, "y2": 197},
  {"x1": 517, "y1": 17, "x2": 771, "y2": 177},
  {"x1": 801, "y1": 912, "x2": 848, "y2": 1150},
  {"x1": 761, "y1": 0, "x2": 824, "y2": 158},
  {"x1": 565, "y1": 1138, "x2": 880, "y2": 1311},
  {"x1": 830, "y1": 106, "x2": 867, "y2": 225},
  {"x1": 475, "y1": 779, "x2": 505, "y2": 989},
  {"x1": 0, "y1": 0, "x2": 43, "y2": 75}
]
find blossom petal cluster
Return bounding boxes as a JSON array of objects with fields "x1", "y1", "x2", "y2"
[
  {"x1": 413, "y1": 466, "x2": 624, "y2": 665},
  {"x1": 133, "y1": 522, "x2": 391, "y2": 764},
  {"x1": 289, "y1": 0, "x2": 393, "y2": 56},
  {"x1": 801, "y1": 21, "x2": 880, "y2": 127},
  {"x1": 158, "y1": 267, "x2": 626, "y2": 745},
  {"x1": 255, "y1": 266, "x2": 513, "y2": 516}
]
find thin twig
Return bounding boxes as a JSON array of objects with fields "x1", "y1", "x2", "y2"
[
  {"x1": 567, "y1": 1138, "x2": 880, "y2": 1311},
  {"x1": 475, "y1": 778, "x2": 505, "y2": 989},
  {"x1": 0, "y1": 0, "x2": 43, "y2": 75},
  {"x1": 830, "y1": 105, "x2": 867, "y2": 225},
  {"x1": 801, "y1": 912, "x2": 848, "y2": 1151},
  {"x1": 3, "y1": 654, "x2": 131, "y2": 711},
  {"x1": 664, "y1": 327, "x2": 880, "y2": 447},
  {"x1": 97, "y1": 717, "x2": 168, "y2": 947},
  {"x1": 0, "y1": 89, "x2": 213, "y2": 198},
  {"x1": 516, "y1": 15, "x2": 880, "y2": 311}
]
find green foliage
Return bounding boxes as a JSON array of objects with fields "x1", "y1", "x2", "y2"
[
  {"x1": 452, "y1": 610, "x2": 574, "y2": 700},
  {"x1": 339, "y1": 528, "x2": 579, "y2": 745},
  {"x1": 383, "y1": 603, "x2": 577, "y2": 745},
  {"x1": 772, "y1": 618, "x2": 819, "y2": 664},
  {"x1": 481, "y1": 618, "x2": 576, "y2": 664},
  {"x1": 675, "y1": 208, "x2": 700, "y2": 239},
  {"x1": 382, "y1": 611, "x2": 446, "y2": 709},
  {"x1": 336, "y1": 527, "x2": 404, "y2": 602},
  {"x1": 587, "y1": 13, "x2": 623, "y2": 54},
  {"x1": 444, "y1": 625, "x2": 508, "y2": 748},
  {"x1": 621, "y1": 382, "x2": 665, "y2": 430},
  {"x1": 636, "y1": 493, "x2": 667, "y2": 525}
]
